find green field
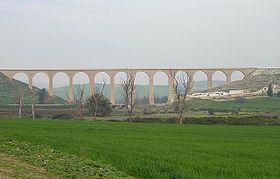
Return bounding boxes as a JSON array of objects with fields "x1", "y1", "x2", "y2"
[
  {"x1": 188, "y1": 97, "x2": 280, "y2": 112},
  {"x1": 0, "y1": 119, "x2": 279, "y2": 178}
]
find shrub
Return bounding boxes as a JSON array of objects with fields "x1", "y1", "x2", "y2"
[{"x1": 86, "y1": 94, "x2": 112, "y2": 117}]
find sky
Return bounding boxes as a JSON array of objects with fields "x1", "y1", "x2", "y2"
[
  {"x1": 0, "y1": 0, "x2": 280, "y2": 69},
  {"x1": 0, "y1": 0, "x2": 280, "y2": 87}
]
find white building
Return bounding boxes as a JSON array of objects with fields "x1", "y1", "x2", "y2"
[
  {"x1": 208, "y1": 92, "x2": 229, "y2": 97},
  {"x1": 229, "y1": 90, "x2": 244, "y2": 96},
  {"x1": 191, "y1": 93, "x2": 209, "y2": 98}
]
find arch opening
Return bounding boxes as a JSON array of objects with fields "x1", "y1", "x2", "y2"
[
  {"x1": 135, "y1": 72, "x2": 150, "y2": 105},
  {"x1": 73, "y1": 72, "x2": 90, "y2": 99},
  {"x1": 53, "y1": 72, "x2": 69, "y2": 100},
  {"x1": 212, "y1": 71, "x2": 227, "y2": 88},
  {"x1": 114, "y1": 72, "x2": 128, "y2": 104},
  {"x1": 175, "y1": 71, "x2": 189, "y2": 95},
  {"x1": 231, "y1": 71, "x2": 245, "y2": 82},
  {"x1": 193, "y1": 71, "x2": 208, "y2": 91},
  {"x1": 153, "y1": 71, "x2": 168, "y2": 104},
  {"x1": 94, "y1": 72, "x2": 110, "y2": 98},
  {"x1": 32, "y1": 72, "x2": 49, "y2": 89},
  {"x1": 12, "y1": 73, "x2": 29, "y2": 85}
]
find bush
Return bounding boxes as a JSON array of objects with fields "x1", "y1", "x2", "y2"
[
  {"x1": 52, "y1": 113, "x2": 74, "y2": 119},
  {"x1": 86, "y1": 93, "x2": 112, "y2": 117}
]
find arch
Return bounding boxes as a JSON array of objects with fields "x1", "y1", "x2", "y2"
[
  {"x1": 12, "y1": 72, "x2": 29, "y2": 84},
  {"x1": 231, "y1": 71, "x2": 245, "y2": 82},
  {"x1": 174, "y1": 71, "x2": 189, "y2": 94},
  {"x1": 53, "y1": 72, "x2": 69, "y2": 100},
  {"x1": 193, "y1": 71, "x2": 208, "y2": 91},
  {"x1": 212, "y1": 71, "x2": 227, "y2": 88},
  {"x1": 73, "y1": 72, "x2": 90, "y2": 99},
  {"x1": 175, "y1": 71, "x2": 189, "y2": 83},
  {"x1": 32, "y1": 72, "x2": 49, "y2": 89},
  {"x1": 94, "y1": 72, "x2": 110, "y2": 98},
  {"x1": 135, "y1": 72, "x2": 150, "y2": 105},
  {"x1": 153, "y1": 71, "x2": 168, "y2": 104},
  {"x1": 114, "y1": 72, "x2": 128, "y2": 104},
  {"x1": 73, "y1": 72, "x2": 89, "y2": 85},
  {"x1": 114, "y1": 72, "x2": 128, "y2": 85}
]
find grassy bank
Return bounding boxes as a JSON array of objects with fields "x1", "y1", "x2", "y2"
[
  {"x1": 0, "y1": 138, "x2": 130, "y2": 178},
  {"x1": 0, "y1": 118, "x2": 279, "y2": 178}
]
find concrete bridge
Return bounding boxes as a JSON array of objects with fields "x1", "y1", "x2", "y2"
[{"x1": 0, "y1": 68, "x2": 259, "y2": 104}]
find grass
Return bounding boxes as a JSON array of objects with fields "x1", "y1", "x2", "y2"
[
  {"x1": 188, "y1": 97, "x2": 280, "y2": 112},
  {"x1": 0, "y1": 153, "x2": 56, "y2": 178},
  {"x1": 0, "y1": 118, "x2": 280, "y2": 178},
  {"x1": 0, "y1": 138, "x2": 129, "y2": 178}
]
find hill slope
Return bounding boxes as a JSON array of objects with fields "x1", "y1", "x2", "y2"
[
  {"x1": 0, "y1": 73, "x2": 65, "y2": 104},
  {"x1": 208, "y1": 74, "x2": 280, "y2": 92},
  {"x1": 53, "y1": 80, "x2": 225, "y2": 100}
]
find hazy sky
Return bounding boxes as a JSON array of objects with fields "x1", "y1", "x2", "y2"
[{"x1": 0, "y1": 0, "x2": 280, "y2": 69}]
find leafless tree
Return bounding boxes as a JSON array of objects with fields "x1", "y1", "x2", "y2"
[
  {"x1": 170, "y1": 70, "x2": 192, "y2": 124},
  {"x1": 88, "y1": 79, "x2": 106, "y2": 119},
  {"x1": 122, "y1": 72, "x2": 136, "y2": 122},
  {"x1": 13, "y1": 86, "x2": 25, "y2": 118},
  {"x1": 74, "y1": 84, "x2": 86, "y2": 117}
]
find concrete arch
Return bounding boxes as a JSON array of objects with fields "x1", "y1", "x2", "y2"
[
  {"x1": 73, "y1": 72, "x2": 89, "y2": 84},
  {"x1": 231, "y1": 71, "x2": 245, "y2": 82},
  {"x1": 72, "y1": 72, "x2": 90, "y2": 99},
  {"x1": 135, "y1": 72, "x2": 150, "y2": 85},
  {"x1": 52, "y1": 72, "x2": 70, "y2": 100},
  {"x1": 193, "y1": 71, "x2": 208, "y2": 91},
  {"x1": 12, "y1": 72, "x2": 29, "y2": 84},
  {"x1": 114, "y1": 71, "x2": 128, "y2": 84},
  {"x1": 94, "y1": 72, "x2": 111, "y2": 102},
  {"x1": 53, "y1": 72, "x2": 69, "y2": 87},
  {"x1": 212, "y1": 71, "x2": 227, "y2": 88},
  {"x1": 153, "y1": 71, "x2": 168, "y2": 104},
  {"x1": 95, "y1": 72, "x2": 110, "y2": 84},
  {"x1": 175, "y1": 71, "x2": 189, "y2": 82},
  {"x1": 135, "y1": 72, "x2": 150, "y2": 105},
  {"x1": 32, "y1": 72, "x2": 49, "y2": 89},
  {"x1": 12, "y1": 72, "x2": 32, "y2": 89},
  {"x1": 114, "y1": 72, "x2": 128, "y2": 104}
]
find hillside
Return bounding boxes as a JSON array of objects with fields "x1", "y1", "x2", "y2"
[
  {"x1": 0, "y1": 73, "x2": 65, "y2": 104},
  {"x1": 53, "y1": 80, "x2": 225, "y2": 100},
  {"x1": 208, "y1": 74, "x2": 280, "y2": 92}
]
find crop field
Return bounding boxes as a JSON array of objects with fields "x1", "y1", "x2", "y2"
[{"x1": 0, "y1": 118, "x2": 280, "y2": 178}]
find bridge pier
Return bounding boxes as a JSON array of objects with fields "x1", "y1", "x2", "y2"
[
  {"x1": 109, "y1": 73, "x2": 116, "y2": 105},
  {"x1": 149, "y1": 73, "x2": 155, "y2": 105},
  {"x1": 207, "y1": 72, "x2": 213, "y2": 89},
  {"x1": 68, "y1": 74, "x2": 74, "y2": 102},
  {"x1": 89, "y1": 73, "x2": 95, "y2": 97},
  {"x1": 48, "y1": 74, "x2": 54, "y2": 96}
]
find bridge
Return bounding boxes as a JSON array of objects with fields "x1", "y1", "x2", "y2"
[{"x1": 0, "y1": 67, "x2": 263, "y2": 104}]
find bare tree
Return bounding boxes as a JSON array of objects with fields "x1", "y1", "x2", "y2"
[
  {"x1": 13, "y1": 86, "x2": 25, "y2": 118},
  {"x1": 87, "y1": 80, "x2": 106, "y2": 119},
  {"x1": 170, "y1": 70, "x2": 192, "y2": 124},
  {"x1": 74, "y1": 84, "x2": 86, "y2": 117},
  {"x1": 122, "y1": 72, "x2": 136, "y2": 122}
]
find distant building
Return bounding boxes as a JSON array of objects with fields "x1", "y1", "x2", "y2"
[
  {"x1": 191, "y1": 93, "x2": 209, "y2": 98},
  {"x1": 208, "y1": 92, "x2": 229, "y2": 98},
  {"x1": 273, "y1": 84, "x2": 280, "y2": 93},
  {"x1": 229, "y1": 90, "x2": 244, "y2": 96}
]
